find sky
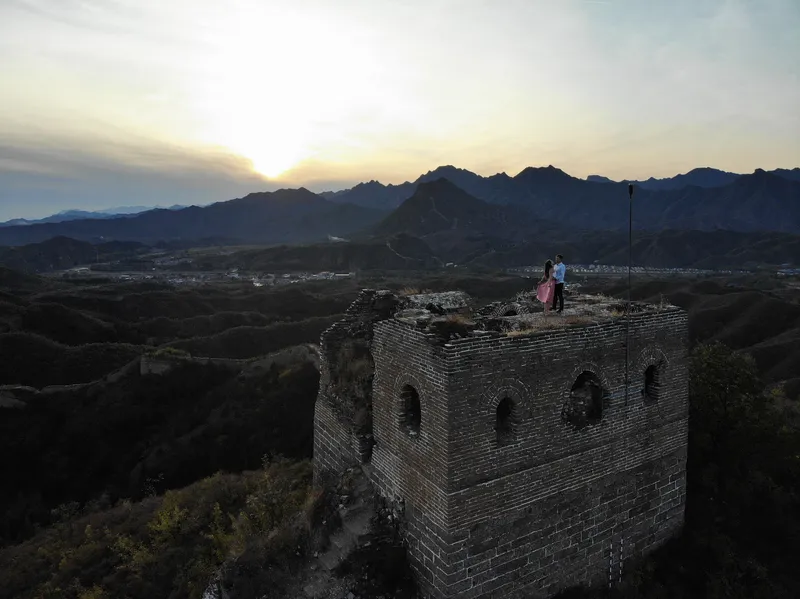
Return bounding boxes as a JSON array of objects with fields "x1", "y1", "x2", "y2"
[{"x1": 1, "y1": 0, "x2": 799, "y2": 220}]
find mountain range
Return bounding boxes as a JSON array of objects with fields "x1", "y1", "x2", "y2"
[
  {"x1": 0, "y1": 189, "x2": 384, "y2": 247},
  {"x1": 0, "y1": 205, "x2": 188, "y2": 228},
  {"x1": 0, "y1": 165, "x2": 798, "y2": 262},
  {"x1": 6, "y1": 164, "x2": 799, "y2": 233},
  {"x1": 321, "y1": 165, "x2": 800, "y2": 211},
  {"x1": 588, "y1": 166, "x2": 800, "y2": 191},
  {"x1": 342, "y1": 178, "x2": 800, "y2": 270},
  {"x1": 7, "y1": 176, "x2": 797, "y2": 275}
]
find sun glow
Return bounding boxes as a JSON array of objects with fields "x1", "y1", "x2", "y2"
[{"x1": 186, "y1": 1, "x2": 392, "y2": 180}]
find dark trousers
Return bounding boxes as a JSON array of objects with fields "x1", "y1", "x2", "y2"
[{"x1": 552, "y1": 283, "x2": 564, "y2": 312}]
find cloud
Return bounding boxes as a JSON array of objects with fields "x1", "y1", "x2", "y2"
[
  {"x1": 0, "y1": 135, "x2": 279, "y2": 220},
  {"x1": 0, "y1": 0, "x2": 798, "y2": 219}
]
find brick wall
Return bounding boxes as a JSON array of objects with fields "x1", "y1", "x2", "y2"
[
  {"x1": 313, "y1": 289, "x2": 382, "y2": 485},
  {"x1": 313, "y1": 398, "x2": 359, "y2": 485},
  {"x1": 369, "y1": 318, "x2": 454, "y2": 593},
  {"x1": 444, "y1": 309, "x2": 687, "y2": 499},
  {"x1": 313, "y1": 289, "x2": 405, "y2": 484},
  {"x1": 314, "y1": 295, "x2": 689, "y2": 599}
]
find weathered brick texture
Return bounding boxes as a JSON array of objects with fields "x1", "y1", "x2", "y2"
[
  {"x1": 313, "y1": 289, "x2": 385, "y2": 485},
  {"x1": 314, "y1": 293, "x2": 689, "y2": 598}
]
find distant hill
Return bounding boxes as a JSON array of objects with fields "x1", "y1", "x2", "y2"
[
  {"x1": 771, "y1": 168, "x2": 800, "y2": 182},
  {"x1": 0, "y1": 266, "x2": 52, "y2": 294},
  {"x1": 645, "y1": 169, "x2": 800, "y2": 232},
  {"x1": 586, "y1": 175, "x2": 615, "y2": 184},
  {"x1": 0, "y1": 236, "x2": 147, "y2": 273},
  {"x1": 369, "y1": 178, "x2": 574, "y2": 265},
  {"x1": 472, "y1": 229, "x2": 800, "y2": 270},
  {"x1": 204, "y1": 233, "x2": 440, "y2": 272},
  {"x1": 0, "y1": 205, "x2": 188, "y2": 228},
  {"x1": 636, "y1": 166, "x2": 800, "y2": 190},
  {"x1": 199, "y1": 225, "x2": 800, "y2": 273},
  {"x1": 627, "y1": 167, "x2": 741, "y2": 190},
  {"x1": 318, "y1": 180, "x2": 414, "y2": 210},
  {"x1": 372, "y1": 178, "x2": 542, "y2": 239},
  {"x1": 591, "y1": 166, "x2": 800, "y2": 190},
  {"x1": 321, "y1": 164, "x2": 533, "y2": 211},
  {"x1": 0, "y1": 189, "x2": 388, "y2": 247}
]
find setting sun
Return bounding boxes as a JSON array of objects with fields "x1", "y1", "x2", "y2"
[{"x1": 185, "y1": 0, "x2": 392, "y2": 180}]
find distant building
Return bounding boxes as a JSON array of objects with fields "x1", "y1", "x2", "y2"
[{"x1": 777, "y1": 268, "x2": 800, "y2": 276}]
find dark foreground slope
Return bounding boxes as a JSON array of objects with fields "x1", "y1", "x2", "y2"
[
  {"x1": 0, "y1": 270, "x2": 798, "y2": 599},
  {"x1": 0, "y1": 237, "x2": 146, "y2": 273},
  {"x1": 0, "y1": 358, "x2": 319, "y2": 545},
  {"x1": 0, "y1": 272, "x2": 364, "y2": 547},
  {"x1": 0, "y1": 461, "x2": 317, "y2": 599}
]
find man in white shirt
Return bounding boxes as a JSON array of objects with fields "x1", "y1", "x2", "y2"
[{"x1": 552, "y1": 254, "x2": 565, "y2": 313}]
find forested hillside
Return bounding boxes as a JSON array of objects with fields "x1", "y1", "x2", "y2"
[{"x1": 0, "y1": 270, "x2": 798, "y2": 598}]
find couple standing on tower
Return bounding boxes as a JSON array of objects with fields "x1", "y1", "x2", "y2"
[{"x1": 536, "y1": 254, "x2": 565, "y2": 314}]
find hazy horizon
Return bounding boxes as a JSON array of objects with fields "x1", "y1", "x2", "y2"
[
  {"x1": 0, "y1": 162, "x2": 792, "y2": 223},
  {"x1": 2, "y1": 0, "x2": 799, "y2": 221}
]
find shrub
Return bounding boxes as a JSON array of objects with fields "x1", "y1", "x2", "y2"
[
  {"x1": 0, "y1": 332, "x2": 143, "y2": 387},
  {"x1": 0, "y1": 462, "x2": 314, "y2": 599},
  {"x1": 147, "y1": 347, "x2": 191, "y2": 359},
  {"x1": 168, "y1": 316, "x2": 338, "y2": 359}
]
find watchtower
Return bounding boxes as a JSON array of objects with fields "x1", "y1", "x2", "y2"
[{"x1": 314, "y1": 290, "x2": 689, "y2": 599}]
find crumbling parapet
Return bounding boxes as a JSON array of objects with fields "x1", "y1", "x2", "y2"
[
  {"x1": 315, "y1": 289, "x2": 481, "y2": 484},
  {"x1": 315, "y1": 290, "x2": 396, "y2": 483}
]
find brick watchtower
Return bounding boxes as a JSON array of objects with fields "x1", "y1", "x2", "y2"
[{"x1": 314, "y1": 290, "x2": 689, "y2": 599}]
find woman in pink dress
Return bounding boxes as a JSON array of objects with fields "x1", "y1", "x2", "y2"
[{"x1": 536, "y1": 259, "x2": 555, "y2": 313}]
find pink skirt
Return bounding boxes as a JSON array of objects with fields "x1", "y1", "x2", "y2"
[{"x1": 536, "y1": 279, "x2": 555, "y2": 304}]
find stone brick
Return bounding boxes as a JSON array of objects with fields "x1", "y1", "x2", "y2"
[{"x1": 313, "y1": 291, "x2": 689, "y2": 598}]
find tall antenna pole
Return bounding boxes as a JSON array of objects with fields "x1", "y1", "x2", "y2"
[{"x1": 625, "y1": 183, "x2": 634, "y2": 405}]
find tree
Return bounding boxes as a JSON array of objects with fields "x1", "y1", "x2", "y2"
[
  {"x1": 687, "y1": 343, "x2": 800, "y2": 597},
  {"x1": 689, "y1": 343, "x2": 764, "y2": 517}
]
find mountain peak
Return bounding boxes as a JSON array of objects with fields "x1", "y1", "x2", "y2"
[
  {"x1": 373, "y1": 177, "x2": 514, "y2": 239},
  {"x1": 416, "y1": 177, "x2": 462, "y2": 191},
  {"x1": 415, "y1": 165, "x2": 480, "y2": 184},
  {"x1": 425, "y1": 165, "x2": 465, "y2": 175},
  {"x1": 737, "y1": 168, "x2": 786, "y2": 187},
  {"x1": 740, "y1": 168, "x2": 777, "y2": 185},
  {"x1": 515, "y1": 165, "x2": 573, "y2": 182},
  {"x1": 353, "y1": 180, "x2": 386, "y2": 190},
  {"x1": 587, "y1": 175, "x2": 616, "y2": 184},
  {"x1": 687, "y1": 167, "x2": 731, "y2": 174},
  {"x1": 489, "y1": 172, "x2": 513, "y2": 180}
]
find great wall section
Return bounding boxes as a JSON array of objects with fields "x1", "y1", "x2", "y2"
[{"x1": 313, "y1": 289, "x2": 689, "y2": 598}]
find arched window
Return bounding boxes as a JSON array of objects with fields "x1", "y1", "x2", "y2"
[
  {"x1": 562, "y1": 371, "x2": 608, "y2": 429},
  {"x1": 495, "y1": 396, "x2": 516, "y2": 446},
  {"x1": 642, "y1": 364, "x2": 662, "y2": 402},
  {"x1": 400, "y1": 385, "x2": 421, "y2": 436}
]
